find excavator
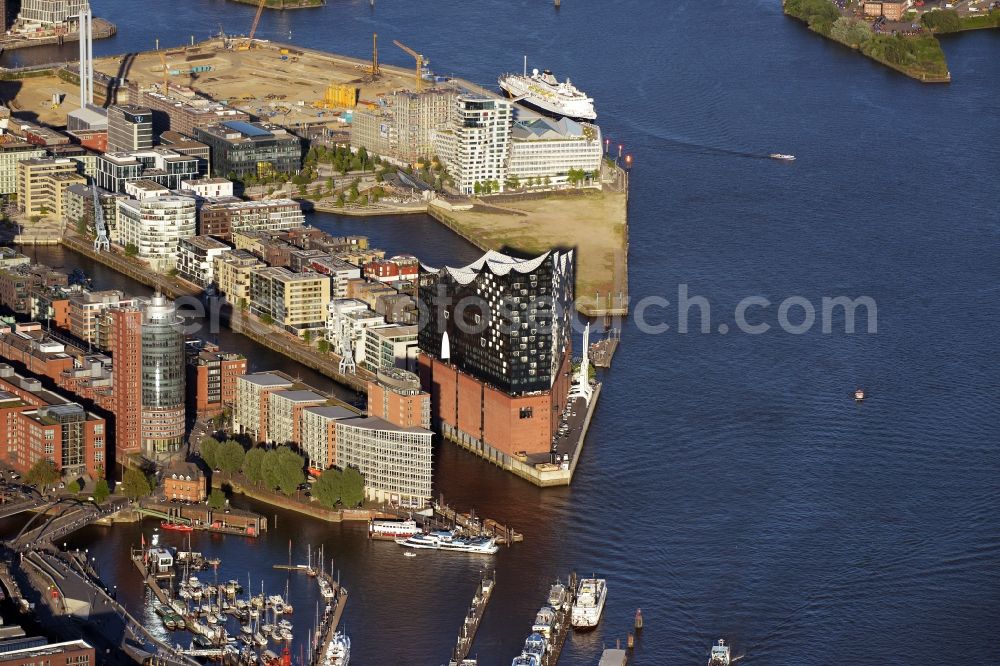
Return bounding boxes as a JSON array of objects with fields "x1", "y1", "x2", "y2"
[{"x1": 237, "y1": 0, "x2": 267, "y2": 51}]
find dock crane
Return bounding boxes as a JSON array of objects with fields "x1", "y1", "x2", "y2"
[
  {"x1": 238, "y1": 0, "x2": 267, "y2": 51},
  {"x1": 393, "y1": 39, "x2": 426, "y2": 91},
  {"x1": 157, "y1": 49, "x2": 170, "y2": 92},
  {"x1": 90, "y1": 182, "x2": 110, "y2": 252}
]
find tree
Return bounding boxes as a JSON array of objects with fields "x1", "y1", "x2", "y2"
[
  {"x1": 335, "y1": 193, "x2": 345, "y2": 208},
  {"x1": 922, "y1": 8, "x2": 961, "y2": 33},
  {"x1": 303, "y1": 330, "x2": 313, "y2": 345},
  {"x1": 75, "y1": 217, "x2": 88, "y2": 236},
  {"x1": 200, "y1": 437, "x2": 221, "y2": 469},
  {"x1": 121, "y1": 468, "x2": 152, "y2": 500},
  {"x1": 261, "y1": 446, "x2": 305, "y2": 496},
  {"x1": 238, "y1": 297, "x2": 248, "y2": 311},
  {"x1": 357, "y1": 146, "x2": 368, "y2": 168},
  {"x1": 124, "y1": 244, "x2": 139, "y2": 257},
  {"x1": 93, "y1": 478, "x2": 110, "y2": 504},
  {"x1": 317, "y1": 339, "x2": 330, "y2": 354},
  {"x1": 217, "y1": 440, "x2": 245, "y2": 474},
  {"x1": 312, "y1": 468, "x2": 343, "y2": 509},
  {"x1": 341, "y1": 466, "x2": 365, "y2": 507},
  {"x1": 242, "y1": 447, "x2": 266, "y2": 483},
  {"x1": 25, "y1": 459, "x2": 60, "y2": 488},
  {"x1": 207, "y1": 489, "x2": 226, "y2": 510},
  {"x1": 66, "y1": 479, "x2": 82, "y2": 494},
  {"x1": 473, "y1": 181, "x2": 482, "y2": 195},
  {"x1": 260, "y1": 313, "x2": 273, "y2": 326}
]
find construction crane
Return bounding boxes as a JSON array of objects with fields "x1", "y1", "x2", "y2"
[
  {"x1": 90, "y1": 181, "x2": 109, "y2": 252},
  {"x1": 238, "y1": 0, "x2": 267, "y2": 51},
  {"x1": 393, "y1": 39, "x2": 426, "y2": 91}
]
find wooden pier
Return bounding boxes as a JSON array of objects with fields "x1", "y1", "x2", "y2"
[
  {"x1": 432, "y1": 498, "x2": 524, "y2": 544},
  {"x1": 447, "y1": 571, "x2": 496, "y2": 665}
]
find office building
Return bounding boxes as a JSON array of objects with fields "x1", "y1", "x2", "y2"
[
  {"x1": 417, "y1": 249, "x2": 575, "y2": 458},
  {"x1": 0, "y1": 142, "x2": 46, "y2": 195},
  {"x1": 185, "y1": 342, "x2": 246, "y2": 417},
  {"x1": 198, "y1": 199, "x2": 304, "y2": 238},
  {"x1": 96, "y1": 148, "x2": 199, "y2": 193},
  {"x1": 214, "y1": 249, "x2": 265, "y2": 307},
  {"x1": 106, "y1": 105, "x2": 153, "y2": 153},
  {"x1": 111, "y1": 295, "x2": 186, "y2": 460},
  {"x1": 67, "y1": 289, "x2": 134, "y2": 349},
  {"x1": 180, "y1": 177, "x2": 233, "y2": 198},
  {"x1": 249, "y1": 267, "x2": 330, "y2": 337},
  {"x1": 361, "y1": 324, "x2": 418, "y2": 373},
  {"x1": 0, "y1": 365, "x2": 107, "y2": 480},
  {"x1": 129, "y1": 84, "x2": 251, "y2": 137},
  {"x1": 232, "y1": 372, "x2": 293, "y2": 443},
  {"x1": 333, "y1": 416, "x2": 432, "y2": 507},
  {"x1": 16, "y1": 0, "x2": 85, "y2": 26},
  {"x1": 16, "y1": 157, "x2": 85, "y2": 218},
  {"x1": 435, "y1": 95, "x2": 513, "y2": 195},
  {"x1": 194, "y1": 121, "x2": 302, "y2": 179},
  {"x1": 177, "y1": 235, "x2": 231, "y2": 287},
  {"x1": 508, "y1": 113, "x2": 603, "y2": 186},
  {"x1": 117, "y1": 195, "x2": 197, "y2": 272},
  {"x1": 267, "y1": 389, "x2": 326, "y2": 446},
  {"x1": 350, "y1": 88, "x2": 457, "y2": 163},
  {"x1": 162, "y1": 461, "x2": 206, "y2": 502}
]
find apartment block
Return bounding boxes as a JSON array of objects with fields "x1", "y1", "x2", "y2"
[{"x1": 249, "y1": 267, "x2": 330, "y2": 337}]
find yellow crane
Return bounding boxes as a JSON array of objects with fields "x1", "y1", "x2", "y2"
[
  {"x1": 393, "y1": 39, "x2": 425, "y2": 91},
  {"x1": 238, "y1": 0, "x2": 267, "y2": 50}
]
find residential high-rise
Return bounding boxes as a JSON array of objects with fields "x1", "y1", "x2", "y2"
[
  {"x1": 350, "y1": 88, "x2": 457, "y2": 163},
  {"x1": 417, "y1": 249, "x2": 575, "y2": 459},
  {"x1": 434, "y1": 95, "x2": 513, "y2": 195},
  {"x1": 110, "y1": 307, "x2": 142, "y2": 456},
  {"x1": 106, "y1": 105, "x2": 153, "y2": 153},
  {"x1": 249, "y1": 267, "x2": 330, "y2": 337}
]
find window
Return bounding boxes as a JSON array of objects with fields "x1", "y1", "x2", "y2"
[{"x1": 519, "y1": 407, "x2": 533, "y2": 419}]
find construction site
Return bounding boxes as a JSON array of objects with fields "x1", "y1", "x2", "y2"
[{"x1": 3, "y1": 22, "x2": 469, "y2": 133}]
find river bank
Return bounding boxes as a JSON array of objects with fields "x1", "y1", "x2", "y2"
[
  {"x1": 226, "y1": 0, "x2": 325, "y2": 8},
  {"x1": 211, "y1": 472, "x2": 371, "y2": 523}
]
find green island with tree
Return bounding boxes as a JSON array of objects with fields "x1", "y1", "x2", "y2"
[{"x1": 783, "y1": 0, "x2": 999, "y2": 82}]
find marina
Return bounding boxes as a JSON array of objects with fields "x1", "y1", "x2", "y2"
[{"x1": 511, "y1": 573, "x2": 577, "y2": 666}]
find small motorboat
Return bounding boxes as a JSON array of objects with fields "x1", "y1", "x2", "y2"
[
  {"x1": 404, "y1": 551, "x2": 417, "y2": 558},
  {"x1": 770, "y1": 153, "x2": 796, "y2": 161},
  {"x1": 855, "y1": 388, "x2": 866, "y2": 402}
]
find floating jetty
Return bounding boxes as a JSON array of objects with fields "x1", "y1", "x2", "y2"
[
  {"x1": 309, "y1": 570, "x2": 349, "y2": 666},
  {"x1": 589, "y1": 329, "x2": 620, "y2": 368},
  {"x1": 432, "y1": 498, "x2": 524, "y2": 545},
  {"x1": 447, "y1": 571, "x2": 496, "y2": 665}
]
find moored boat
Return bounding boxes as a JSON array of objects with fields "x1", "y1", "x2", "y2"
[
  {"x1": 770, "y1": 153, "x2": 796, "y2": 161},
  {"x1": 570, "y1": 578, "x2": 607, "y2": 629},
  {"x1": 395, "y1": 530, "x2": 499, "y2": 554},
  {"x1": 324, "y1": 631, "x2": 350, "y2": 666},
  {"x1": 531, "y1": 606, "x2": 557, "y2": 638},
  {"x1": 161, "y1": 521, "x2": 193, "y2": 532},
  {"x1": 369, "y1": 518, "x2": 422, "y2": 540},
  {"x1": 547, "y1": 581, "x2": 567, "y2": 610}
]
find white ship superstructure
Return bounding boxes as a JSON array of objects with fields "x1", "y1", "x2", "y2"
[
  {"x1": 570, "y1": 577, "x2": 607, "y2": 628},
  {"x1": 499, "y1": 61, "x2": 596, "y2": 121}
]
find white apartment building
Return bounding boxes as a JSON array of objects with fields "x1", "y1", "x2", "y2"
[
  {"x1": 180, "y1": 177, "x2": 234, "y2": 199},
  {"x1": 299, "y1": 405, "x2": 356, "y2": 470},
  {"x1": 232, "y1": 372, "x2": 293, "y2": 442},
  {"x1": 435, "y1": 95, "x2": 513, "y2": 195},
  {"x1": 117, "y1": 195, "x2": 197, "y2": 272},
  {"x1": 177, "y1": 235, "x2": 231, "y2": 287}
]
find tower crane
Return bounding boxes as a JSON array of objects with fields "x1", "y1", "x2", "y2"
[
  {"x1": 367, "y1": 32, "x2": 380, "y2": 78},
  {"x1": 392, "y1": 39, "x2": 426, "y2": 91},
  {"x1": 157, "y1": 50, "x2": 169, "y2": 92},
  {"x1": 238, "y1": 0, "x2": 267, "y2": 51}
]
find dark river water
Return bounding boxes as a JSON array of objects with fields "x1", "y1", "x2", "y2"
[{"x1": 4, "y1": 1, "x2": 1000, "y2": 665}]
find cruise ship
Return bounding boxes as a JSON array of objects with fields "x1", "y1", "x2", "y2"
[
  {"x1": 395, "y1": 530, "x2": 499, "y2": 555},
  {"x1": 499, "y1": 61, "x2": 596, "y2": 121},
  {"x1": 570, "y1": 578, "x2": 607, "y2": 629}
]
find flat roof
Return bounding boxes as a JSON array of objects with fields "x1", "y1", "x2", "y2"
[
  {"x1": 271, "y1": 389, "x2": 326, "y2": 403},
  {"x1": 240, "y1": 372, "x2": 294, "y2": 388},
  {"x1": 338, "y1": 415, "x2": 431, "y2": 435},
  {"x1": 303, "y1": 405, "x2": 357, "y2": 420},
  {"x1": 222, "y1": 120, "x2": 271, "y2": 137}
]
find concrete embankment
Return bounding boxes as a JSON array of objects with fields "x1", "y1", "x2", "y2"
[{"x1": 211, "y1": 473, "x2": 372, "y2": 523}]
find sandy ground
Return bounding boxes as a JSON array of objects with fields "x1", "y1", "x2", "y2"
[
  {"x1": 0, "y1": 75, "x2": 94, "y2": 126},
  {"x1": 435, "y1": 189, "x2": 629, "y2": 314}
]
